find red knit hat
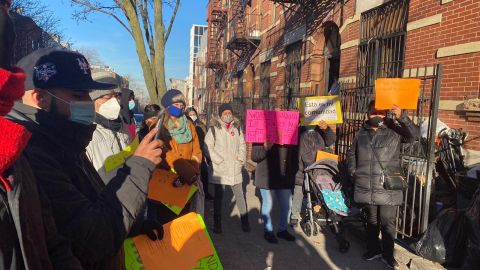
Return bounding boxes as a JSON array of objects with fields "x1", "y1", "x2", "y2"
[{"x1": 0, "y1": 67, "x2": 26, "y2": 115}]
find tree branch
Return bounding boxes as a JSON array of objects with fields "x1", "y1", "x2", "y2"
[
  {"x1": 164, "y1": 0, "x2": 180, "y2": 43},
  {"x1": 72, "y1": 0, "x2": 133, "y2": 37}
]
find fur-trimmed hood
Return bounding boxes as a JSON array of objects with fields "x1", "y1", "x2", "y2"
[{"x1": 209, "y1": 116, "x2": 242, "y2": 129}]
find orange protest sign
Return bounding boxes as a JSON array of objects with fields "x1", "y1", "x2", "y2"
[
  {"x1": 374, "y1": 78, "x2": 421, "y2": 110},
  {"x1": 316, "y1": 151, "x2": 339, "y2": 161},
  {"x1": 132, "y1": 213, "x2": 214, "y2": 270},
  {"x1": 147, "y1": 169, "x2": 193, "y2": 208}
]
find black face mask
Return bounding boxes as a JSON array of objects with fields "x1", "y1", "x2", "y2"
[{"x1": 368, "y1": 116, "x2": 384, "y2": 127}]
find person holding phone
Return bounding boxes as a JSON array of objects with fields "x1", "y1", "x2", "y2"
[
  {"x1": 146, "y1": 89, "x2": 204, "y2": 225},
  {"x1": 8, "y1": 49, "x2": 164, "y2": 269},
  {"x1": 252, "y1": 139, "x2": 299, "y2": 244}
]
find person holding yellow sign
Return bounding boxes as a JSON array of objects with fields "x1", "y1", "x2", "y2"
[{"x1": 291, "y1": 120, "x2": 335, "y2": 227}]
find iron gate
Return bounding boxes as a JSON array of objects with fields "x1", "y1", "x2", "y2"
[{"x1": 335, "y1": 0, "x2": 442, "y2": 238}]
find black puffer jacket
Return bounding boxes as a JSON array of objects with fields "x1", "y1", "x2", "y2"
[
  {"x1": 295, "y1": 127, "x2": 336, "y2": 186},
  {"x1": 347, "y1": 115, "x2": 418, "y2": 206}
]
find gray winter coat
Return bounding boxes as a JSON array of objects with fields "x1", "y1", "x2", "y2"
[
  {"x1": 204, "y1": 117, "x2": 246, "y2": 186},
  {"x1": 295, "y1": 127, "x2": 336, "y2": 186},
  {"x1": 8, "y1": 103, "x2": 155, "y2": 270},
  {"x1": 347, "y1": 115, "x2": 418, "y2": 206}
]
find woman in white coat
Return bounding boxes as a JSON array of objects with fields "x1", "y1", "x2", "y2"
[{"x1": 204, "y1": 103, "x2": 249, "y2": 234}]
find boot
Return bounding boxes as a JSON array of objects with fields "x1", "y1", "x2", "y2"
[
  {"x1": 213, "y1": 215, "x2": 222, "y2": 234},
  {"x1": 241, "y1": 214, "x2": 251, "y2": 232}
]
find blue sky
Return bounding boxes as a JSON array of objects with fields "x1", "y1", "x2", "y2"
[{"x1": 38, "y1": 0, "x2": 208, "y2": 96}]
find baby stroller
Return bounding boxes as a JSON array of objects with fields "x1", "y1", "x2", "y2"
[{"x1": 300, "y1": 157, "x2": 356, "y2": 253}]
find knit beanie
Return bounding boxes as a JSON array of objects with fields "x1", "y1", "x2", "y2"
[
  {"x1": 218, "y1": 103, "x2": 233, "y2": 116},
  {"x1": 161, "y1": 89, "x2": 186, "y2": 108}
]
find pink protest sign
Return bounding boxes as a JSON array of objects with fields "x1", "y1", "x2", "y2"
[{"x1": 245, "y1": 110, "x2": 299, "y2": 145}]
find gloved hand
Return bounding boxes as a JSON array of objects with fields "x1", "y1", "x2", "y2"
[{"x1": 140, "y1": 220, "x2": 164, "y2": 241}]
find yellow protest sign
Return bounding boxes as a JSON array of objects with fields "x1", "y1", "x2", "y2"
[
  {"x1": 298, "y1": 96, "x2": 343, "y2": 125},
  {"x1": 104, "y1": 136, "x2": 140, "y2": 173}
]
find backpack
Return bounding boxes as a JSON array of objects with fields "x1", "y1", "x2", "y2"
[{"x1": 209, "y1": 124, "x2": 242, "y2": 144}]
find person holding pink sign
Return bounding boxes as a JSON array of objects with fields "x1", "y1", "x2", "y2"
[{"x1": 252, "y1": 139, "x2": 299, "y2": 244}]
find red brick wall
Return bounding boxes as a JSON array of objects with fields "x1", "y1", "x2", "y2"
[{"x1": 405, "y1": 0, "x2": 480, "y2": 150}]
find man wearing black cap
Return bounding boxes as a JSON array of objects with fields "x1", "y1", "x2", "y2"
[{"x1": 8, "y1": 50, "x2": 164, "y2": 270}]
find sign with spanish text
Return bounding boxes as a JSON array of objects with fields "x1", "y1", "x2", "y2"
[
  {"x1": 124, "y1": 213, "x2": 222, "y2": 270},
  {"x1": 245, "y1": 110, "x2": 299, "y2": 145},
  {"x1": 375, "y1": 78, "x2": 421, "y2": 110},
  {"x1": 298, "y1": 96, "x2": 343, "y2": 125}
]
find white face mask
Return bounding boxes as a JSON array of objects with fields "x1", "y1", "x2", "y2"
[
  {"x1": 189, "y1": 115, "x2": 198, "y2": 122},
  {"x1": 98, "y1": 97, "x2": 121, "y2": 120}
]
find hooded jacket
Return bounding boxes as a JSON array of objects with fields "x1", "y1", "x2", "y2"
[
  {"x1": 347, "y1": 115, "x2": 419, "y2": 206},
  {"x1": 8, "y1": 102, "x2": 156, "y2": 270},
  {"x1": 86, "y1": 115, "x2": 132, "y2": 184},
  {"x1": 204, "y1": 116, "x2": 246, "y2": 186},
  {"x1": 295, "y1": 127, "x2": 336, "y2": 186}
]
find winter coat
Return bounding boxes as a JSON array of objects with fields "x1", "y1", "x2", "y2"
[
  {"x1": 204, "y1": 117, "x2": 246, "y2": 186},
  {"x1": 0, "y1": 117, "x2": 82, "y2": 270},
  {"x1": 347, "y1": 115, "x2": 419, "y2": 206},
  {"x1": 86, "y1": 118, "x2": 132, "y2": 184},
  {"x1": 147, "y1": 119, "x2": 204, "y2": 224},
  {"x1": 295, "y1": 127, "x2": 336, "y2": 186},
  {"x1": 252, "y1": 143, "x2": 298, "y2": 190},
  {"x1": 8, "y1": 102, "x2": 156, "y2": 270}
]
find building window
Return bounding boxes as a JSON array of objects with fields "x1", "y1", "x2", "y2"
[
  {"x1": 357, "y1": 0, "x2": 409, "y2": 91},
  {"x1": 259, "y1": 60, "x2": 272, "y2": 109},
  {"x1": 284, "y1": 41, "x2": 302, "y2": 110},
  {"x1": 323, "y1": 23, "x2": 340, "y2": 95}
]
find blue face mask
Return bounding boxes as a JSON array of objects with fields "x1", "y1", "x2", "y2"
[
  {"x1": 128, "y1": 100, "x2": 136, "y2": 110},
  {"x1": 48, "y1": 92, "x2": 96, "y2": 125},
  {"x1": 168, "y1": 105, "x2": 184, "y2": 117}
]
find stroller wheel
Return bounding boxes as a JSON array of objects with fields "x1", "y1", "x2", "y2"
[
  {"x1": 312, "y1": 223, "x2": 320, "y2": 236},
  {"x1": 301, "y1": 222, "x2": 313, "y2": 237},
  {"x1": 339, "y1": 240, "x2": 350, "y2": 253}
]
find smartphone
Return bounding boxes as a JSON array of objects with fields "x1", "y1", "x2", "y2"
[{"x1": 153, "y1": 108, "x2": 166, "y2": 141}]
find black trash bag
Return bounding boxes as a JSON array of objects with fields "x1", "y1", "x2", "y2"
[
  {"x1": 462, "y1": 187, "x2": 480, "y2": 270},
  {"x1": 414, "y1": 208, "x2": 467, "y2": 267}
]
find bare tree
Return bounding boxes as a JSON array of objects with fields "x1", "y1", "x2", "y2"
[
  {"x1": 70, "y1": 0, "x2": 181, "y2": 103},
  {"x1": 10, "y1": 0, "x2": 64, "y2": 42},
  {"x1": 76, "y1": 46, "x2": 106, "y2": 66}
]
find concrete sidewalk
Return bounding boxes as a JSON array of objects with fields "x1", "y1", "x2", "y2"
[{"x1": 204, "y1": 179, "x2": 444, "y2": 270}]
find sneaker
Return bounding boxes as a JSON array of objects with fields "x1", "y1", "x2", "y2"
[
  {"x1": 381, "y1": 257, "x2": 399, "y2": 269},
  {"x1": 264, "y1": 231, "x2": 278, "y2": 244},
  {"x1": 277, "y1": 230, "x2": 296, "y2": 242},
  {"x1": 362, "y1": 250, "x2": 382, "y2": 261}
]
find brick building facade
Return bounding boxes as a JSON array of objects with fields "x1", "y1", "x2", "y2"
[{"x1": 201, "y1": 0, "x2": 480, "y2": 156}]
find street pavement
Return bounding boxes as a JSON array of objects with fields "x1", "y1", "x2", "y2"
[{"x1": 204, "y1": 179, "x2": 393, "y2": 270}]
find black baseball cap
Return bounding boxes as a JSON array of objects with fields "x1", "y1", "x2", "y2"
[{"x1": 33, "y1": 50, "x2": 116, "y2": 91}]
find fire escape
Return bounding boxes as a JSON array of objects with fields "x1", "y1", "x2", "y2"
[
  {"x1": 206, "y1": 0, "x2": 227, "y2": 84},
  {"x1": 226, "y1": 0, "x2": 260, "y2": 77}
]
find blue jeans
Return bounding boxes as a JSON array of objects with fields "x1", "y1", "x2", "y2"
[{"x1": 260, "y1": 189, "x2": 292, "y2": 232}]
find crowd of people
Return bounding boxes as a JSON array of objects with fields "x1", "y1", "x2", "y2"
[{"x1": 1, "y1": 1, "x2": 419, "y2": 269}]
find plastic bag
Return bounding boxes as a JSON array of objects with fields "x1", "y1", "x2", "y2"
[
  {"x1": 462, "y1": 187, "x2": 480, "y2": 269},
  {"x1": 414, "y1": 208, "x2": 467, "y2": 266}
]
